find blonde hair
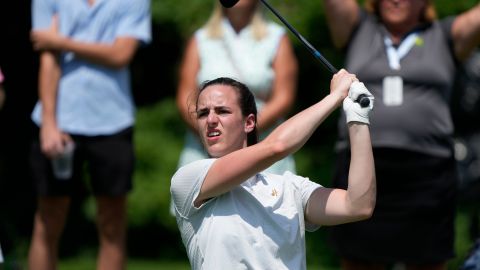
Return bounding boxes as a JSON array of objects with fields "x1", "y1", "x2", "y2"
[
  {"x1": 204, "y1": 2, "x2": 268, "y2": 40},
  {"x1": 364, "y1": 0, "x2": 437, "y2": 23}
]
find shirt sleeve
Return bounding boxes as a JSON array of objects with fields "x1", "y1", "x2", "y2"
[
  {"x1": 31, "y1": 0, "x2": 56, "y2": 30},
  {"x1": 170, "y1": 159, "x2": 216, "y2": 218},
  {"x1": 284, "y1": 171, "x2": 322, "y2": 232},
  {"x1": 116, "y1": 0, "x2": 152, "y2": 44}
]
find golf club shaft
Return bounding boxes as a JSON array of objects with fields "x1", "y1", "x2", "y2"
[
  {"x1": 260, "y1": 0, "x2": 372, "y2": 107},
  {"x1": 219, "y1": 0, "x2": 370, "y2": 107},
  {"x1": 260, "y1": 0, "x2": 337, "y2": 74}
]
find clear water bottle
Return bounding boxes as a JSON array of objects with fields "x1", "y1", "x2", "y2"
[{"x1": 51, "y1": 141, "x2": 75, "y2": 180}]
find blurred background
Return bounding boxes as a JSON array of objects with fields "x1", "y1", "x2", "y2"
[{"x1": 0, "y1": 0, "x2": 479, "y2": 269}]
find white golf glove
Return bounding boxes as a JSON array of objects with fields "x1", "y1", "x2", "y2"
[{"x1": 343, "y1": 81, "x2": 374, "y2": 124}]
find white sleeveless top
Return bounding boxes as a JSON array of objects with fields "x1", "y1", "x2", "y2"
[{"x1": 196, "y1": 19, "x2": 284, "y2": 109}]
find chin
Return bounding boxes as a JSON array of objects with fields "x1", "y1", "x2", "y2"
[
  {"x1": 206, "y1": 148, "x2": 224, "y2": 158},
  {"x1": 207, "y1": 152, "x2": 220, "y2": 158}
]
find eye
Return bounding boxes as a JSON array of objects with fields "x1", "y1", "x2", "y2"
[
  {"x1": 216, "y1": 108, "x2": 231, "y2": 115},
  {"x1": 196, "y1": 109, "x2": 208, "y2": 119}
]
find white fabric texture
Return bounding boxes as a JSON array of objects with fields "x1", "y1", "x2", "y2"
[{"x1": 170, "y1": 159, "x2": 322, "y2": 270}]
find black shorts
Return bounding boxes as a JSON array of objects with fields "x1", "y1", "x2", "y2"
[
  {"x1": 328, "y1": 148, "x2": 457, "y2": 264},
  {"x1": 30, "y1": 127, "x2": 134, "y2": 196}
]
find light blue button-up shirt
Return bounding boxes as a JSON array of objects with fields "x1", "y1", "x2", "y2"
[{"x1": 31, "y1": 0, "x2": 151, "y2": 135}]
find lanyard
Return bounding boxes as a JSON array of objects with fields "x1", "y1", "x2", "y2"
[{"x1": 384, "y1": 32, "x2": 419, "y2": 70}]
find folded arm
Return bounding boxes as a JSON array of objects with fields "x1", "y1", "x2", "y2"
[{"x1": 31, "y1": 17, "x2": 140, "y2": 69}]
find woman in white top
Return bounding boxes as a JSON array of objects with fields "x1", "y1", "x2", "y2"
[
  {"x1": 176, "y1": 0, "x2": 298, "y2": 174},
  {"x1": 171, "y1": 72, "x2": 376, "y2": 270}
]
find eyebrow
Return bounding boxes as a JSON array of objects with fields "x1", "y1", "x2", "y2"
[{"x1": 196, "y1": 105, "x2": 231, "y2": 113}]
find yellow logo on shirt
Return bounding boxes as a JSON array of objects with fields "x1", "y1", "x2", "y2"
[
  {"x1": 271, "y1": 188, "x2": 278, "y2": 197},
  {"x1": 415, "y1": 37, "x2": 424, "y2": 47}
]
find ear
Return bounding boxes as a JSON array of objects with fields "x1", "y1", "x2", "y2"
[{"x1": 244, "y1": 113, "x2": 256, "y2": 133}]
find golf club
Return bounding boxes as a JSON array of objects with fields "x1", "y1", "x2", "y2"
[{"x1": 219, "y1": 0, "x2": 370, "y2": 108}]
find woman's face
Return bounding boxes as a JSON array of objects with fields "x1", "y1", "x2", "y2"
[
  {"x1": 378, "y1": 0, "x2": 426, "y2": 29},
  {"x1": 196, "y1": 85, "x2": 254, "y2": 158}
]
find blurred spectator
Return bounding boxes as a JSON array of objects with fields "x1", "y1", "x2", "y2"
[
  {"x1": 28, "y1": 0, "x2": 151, "y2": 269},
  {"x1": 453, "y1": 49, "x2": 480, "y2": 211},
  {"x1": 0, "y1": 67, "x2": 5, "y2": 267},
  {"x1": 0, "y1": 67, "x2": 5, "y2": 110},
  {"x1": 462, "y1": 239, "x2": 480, "y2": 270},
  {"x1": 322, "y1": 0, "x2": 480, "y2": 269},
  {"x1": 454, "y1": 49, "x2": 480, "y2": 270},
  {"x1": 175, "y1": 0, "x2": 298, "y2": 175}
]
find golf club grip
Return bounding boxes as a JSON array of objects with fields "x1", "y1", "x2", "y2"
[{"x1": 356, "y1": 94, "x2": 370, "y2": 108}]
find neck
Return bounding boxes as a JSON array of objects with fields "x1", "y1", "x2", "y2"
[
  {"x1": 224, "y1": 9, "x2": 254, "y2": 33},
  {"x1": 385, "y1": 22, "x2": 419, "y2": 45}
]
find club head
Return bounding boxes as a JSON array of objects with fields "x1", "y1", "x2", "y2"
[{"x1": 219, "y1": 0, "x2": 240, "y2": 8}]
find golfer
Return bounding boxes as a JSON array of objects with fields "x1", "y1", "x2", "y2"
[{"x1": 171, "y1": 71, "x2": 375, "y2": 269}]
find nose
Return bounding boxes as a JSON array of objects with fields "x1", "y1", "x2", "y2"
[{"x1": 206, "y1": 111, "x2": 219, "y2": 126}]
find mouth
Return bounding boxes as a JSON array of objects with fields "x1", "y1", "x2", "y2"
[
  {"x1": 206, "y1": 129, "x2": 222, "y2": 143},
  {"x1": 207, "y1": 131, "x2": 221, "y2": 137}
]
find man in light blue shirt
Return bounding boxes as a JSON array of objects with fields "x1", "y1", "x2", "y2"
[{"x1": 29, "y1": 0, "x2": 151, "y2": 269}]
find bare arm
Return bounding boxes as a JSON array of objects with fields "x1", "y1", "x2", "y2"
[
  {"x1": 305, "y1": 123, "x2": 375, "y2": 225},
  {"x1": 176, "y1": 37, "x2": 201, "y2": 133},
  {"x1": 257, "y1": 35, "x2": 298, "y2": 133},
  {"x1": 30, "y1": 17, "x2": 140, "y2": 69},
  {"x1": 38, "y1": 51, "x2": 71, "y2": 158},
  {"x1": 195, "y1": 70, "x2": 357, "y2": 205},
  {"x1": 451, "y1": 3, "x2": 480, "y2": 61},
  {"x1": 31, "y1": 31, "x2": 140, "y2": 69},
  {"x1": 322, "y1": 0, "x2": 360, "y2": 49},
  {"x1": 57, "y1": 37, "x2": 139, "y2": 68}
]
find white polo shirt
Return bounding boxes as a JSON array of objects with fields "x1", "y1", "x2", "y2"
[{"x1": 171, "y1": 159, "x2": 321, "y2": 270}]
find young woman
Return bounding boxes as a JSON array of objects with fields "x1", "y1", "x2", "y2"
[{"x1": 171, "y1": 71, "x2": 375, "y2": 269}]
